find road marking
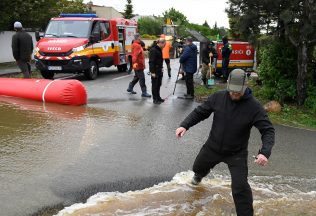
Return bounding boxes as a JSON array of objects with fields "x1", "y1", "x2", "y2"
[
  {"x1": 56, "y1": 75, "x2": 77, "y2": 80},
  {"x1": 112, "y1": 74, "x2": 132, "y2": 80}
]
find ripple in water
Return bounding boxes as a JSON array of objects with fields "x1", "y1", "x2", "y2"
[{"x1": 56, "y1": 171, "x2": 316, "y2": 216}]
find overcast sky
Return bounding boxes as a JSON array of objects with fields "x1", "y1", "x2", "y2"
[{"x1": 84, "y1": 0, "x2": 230, "y2": 28}]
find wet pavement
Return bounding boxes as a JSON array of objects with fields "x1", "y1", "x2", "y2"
[{"x1": 0, "y1": 59, "x2": 316, "y2": 216}]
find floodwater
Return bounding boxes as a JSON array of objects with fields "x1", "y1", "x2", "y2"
[
  {"x1": 57, "y1": 171, "x2": 316, "y2": 216},
  {"x1": 1, "y1": 95, "x2": 316, "y2": 216}
]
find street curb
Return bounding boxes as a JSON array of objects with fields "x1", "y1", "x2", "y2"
[{"x1": 0, "y1": 71, "x2": 21, "y2": 77}]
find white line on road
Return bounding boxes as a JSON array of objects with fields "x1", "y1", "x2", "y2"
[
  {"x1": 56, "y1": 75, "x2": 77, "y2": 80},
  {"x1": 112, "y1": 74, "x2": 133, "y2": 81}
]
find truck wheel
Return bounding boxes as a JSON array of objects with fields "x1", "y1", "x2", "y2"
[
  {"x1": 84, "y1": 60, "x2": 98, "y2": 80},
  {"x1": 41, "y1": 70, "x2": 54, "y2": 79},
  {"x1": 117, "y1": 64, "x2": 127, "y2": 72}
]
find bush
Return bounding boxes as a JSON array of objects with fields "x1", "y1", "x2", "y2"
[
  {"x1": 138, "y1": 17, "x2": 163, "y2": 36},
  {"x1": 304, "y1": 85, "x2": 316, "y2": 112},
  {"x1": 257, "y1": 39, "x2": 297, "y2": 103},
  {"x1": 141, "y1": 34, "x2": 157, "y2": 40}
]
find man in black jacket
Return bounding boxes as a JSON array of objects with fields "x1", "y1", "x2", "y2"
[
  {"x1": 221, "y1": 36, "x2": 232, "y2": 80},
  {"x1": 176, "y1": 69, "x2": 275, "y2": 216},
  {"x1": 201, "y1": 42, "x2": 218, "y2": 86},
  {"x1": 149, "y1": 38, "x2": 166, "y2": 104},
  {"x1": 11, "y1": 22, "x2": 33, "y2": 78}
]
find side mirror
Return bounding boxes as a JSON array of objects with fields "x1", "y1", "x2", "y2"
[{"x1": 35, "y1": 31, "x2": 43, "y2": 41}]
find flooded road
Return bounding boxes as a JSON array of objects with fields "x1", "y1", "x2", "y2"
[
  {"x1": 57, "y1": 171, "x2": 316, "y2": 216},
  {"x1": 1, "y1": 60, "x2": 316, "y2": 216}
]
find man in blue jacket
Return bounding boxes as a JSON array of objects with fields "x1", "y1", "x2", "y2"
[
  {"x1": 176, "y1": 69, "x2": 275, "y2": 216},
  {"x1": 179, "y1": 37, "x2": 197, "y2": 99}
]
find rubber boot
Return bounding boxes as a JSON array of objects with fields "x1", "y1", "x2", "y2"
[
  {"x1": 141, "y1": 87, "x2": 151, "y2": 98},
  {"x1": 127, "y1": 83, "x2": 136, "y2": 94}
]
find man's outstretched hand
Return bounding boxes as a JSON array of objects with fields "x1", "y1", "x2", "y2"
[
  {"x1": 255, "y1": 154, "x2": 268, "y2": 166},
  {"x1": 176, "y1": 127, "x2": 187, "y2": 138}
]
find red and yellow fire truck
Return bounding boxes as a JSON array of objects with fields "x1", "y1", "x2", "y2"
[
  {"x1": 214, "y1": 41, "x2": 255, "y2": 76},
  {"x1": 34, "y1": 14, "x2": 137, "y2": 79}
]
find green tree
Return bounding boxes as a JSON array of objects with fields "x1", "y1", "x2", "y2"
[
  {"x1": 138, "y1": 16, "x2": 163, "y2": 36},
  {"x1": 162, "y1": 8, "x2": 189, "y2": 26},
  {"x1": 202, "y1": 20, "x2": 210, "y2": 28},
  {"x1": 227, "y1": 0, "x2": 316, "y2": 105},
  {"x1": 124, "y1": 0, "x2": 133, "y2": 19},
  {"x1": 0, "y1": 0, "x2": 88, "y2": 31}
]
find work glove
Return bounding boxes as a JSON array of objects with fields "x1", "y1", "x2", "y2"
[{"x1": 133, "y1": 63, "x2": 138, "y2": 69}]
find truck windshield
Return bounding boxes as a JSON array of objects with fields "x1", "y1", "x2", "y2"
[{"x1": 45, "y1": 20, "x2": 91, "y2": 38}]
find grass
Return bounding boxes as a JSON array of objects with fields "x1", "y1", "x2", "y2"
[
  {"x1": 194, "y1": 82, "x2": 316, "y2": 130},
  {"x1": 194, "y1": 84, "x2": 224, "y2": 102}
]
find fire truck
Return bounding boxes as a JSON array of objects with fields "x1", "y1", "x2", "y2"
[
  {"x1": 213, "y1": 41, "x2": 255, "y2": 77},
  {"x1": 34, "y1": 14, "x2": 137, "y2": 79}
]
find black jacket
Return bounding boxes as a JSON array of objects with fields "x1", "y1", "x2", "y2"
[
  {"x1": 149, "y1": 44, "x2": 163, "y2": 76},
  {"x1": 12, "y1": 31, "x2": 33, "y2": 61},
  {"x1": 202, "y1": 46, "x2": 218, "y2": 64},
  {"x1": 221, "y1": 42, "x2": 232, "y2": 59},
  {"x1": 180, "y1": 89, "x2": 275, "y2": 158}
]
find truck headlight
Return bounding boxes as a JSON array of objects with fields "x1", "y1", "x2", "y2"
[{"x1": 72, "y1": 45, "x2": 85, "y2": 52}]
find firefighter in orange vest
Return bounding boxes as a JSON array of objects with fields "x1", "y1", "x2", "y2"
[{"x1": 161, "y1": 34, "x2": 172, "y2": 78}]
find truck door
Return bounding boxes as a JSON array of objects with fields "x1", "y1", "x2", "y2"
[
  {"x1": 117, "y1": 26, "x2": 126, "y2": 64},
  {"x1": 91, "y1": 21, "x2": 101, "y2": 55}
]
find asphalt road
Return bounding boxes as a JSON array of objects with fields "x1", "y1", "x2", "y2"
[{"x1": 0, "y1": 59, "x2": 315, "y2": 216}]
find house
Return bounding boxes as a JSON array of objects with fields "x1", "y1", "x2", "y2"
[{"x1": 91, "y1": 5, "x2": 123, "y2": 19}]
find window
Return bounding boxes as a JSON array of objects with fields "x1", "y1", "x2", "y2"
[
  {"x1": 45, "y1": 20, "x2": 91, "y2": 38},
  {"x1": 91, "y1": 21, "x2": 101, "y2": 42},
  {"x1": 100, "y1": 22, "x2": 111, "y2": 40}
]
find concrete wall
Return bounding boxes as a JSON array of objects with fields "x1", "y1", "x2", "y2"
[
  {"x1": 0, "y1": 31, "x2": 37, "y2": 63},
  {"x1": 92, "y1": 6, "x2": 123, "y2": 20}
]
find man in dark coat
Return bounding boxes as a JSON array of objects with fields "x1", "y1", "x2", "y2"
[
  {"x1": 149, "y1": 38, "x2": 166, "y2": 104},
  {"x1": 201, "y1": 42, "x2": 218, "y2": 85},
  {"x1": 221, "y1": 36, "x2": 232, "y2": 80},
  {"x1": 11, "y1": 21, "x2": 33, "y2": 78},
  {"x1": 179, "y1": 37, "x2": 198, "y2": 99},
  {"x1": 176, "y1": 69, "x2": 275, "y2": 216}
]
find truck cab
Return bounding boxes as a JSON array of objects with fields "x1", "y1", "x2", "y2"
[{"x1": 34, "y1": 14, "x2": 137, "y2": 79}]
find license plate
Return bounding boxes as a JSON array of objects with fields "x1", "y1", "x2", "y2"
[{"x1": 48, "y1": 66, "x2": 62, "y2": 71}]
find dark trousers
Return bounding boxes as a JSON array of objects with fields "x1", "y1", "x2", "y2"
[
  {"x1": 193, "y1": 145, "x2": 253, "y2": 216},
  {"x1": 222, "y1": 58, "x2": 230, "y2": 79},
  {"x1": 185, "y1": 73, "x2": 194, "y2": 96},
  {"x1": 151, "y1": 75, "x2": 162, "y2": 100},
  {"x1": 17, "y1": 60, "x2": 31, "y2": 78},
  {"x1": 130, "y1": 70, "x2": 147, "y2": 92},
  {"x1": 164, "y1": 58, "x2": 171, "y2": 76}
]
